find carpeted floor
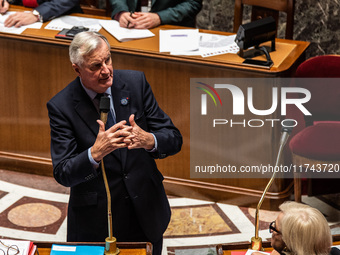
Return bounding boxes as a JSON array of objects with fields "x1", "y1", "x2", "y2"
[{"x1": 0, "y1": 169, "x2": 339, "y2": 255}]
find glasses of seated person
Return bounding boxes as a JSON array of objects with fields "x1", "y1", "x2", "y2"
[{"x1": 269, "y1": 220, "x2": 281, "y2": 235}]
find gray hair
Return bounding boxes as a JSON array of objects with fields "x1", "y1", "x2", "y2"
[
  {"x1": 279, "y1": 201, "x2": 332, "y2": 255},
  {"x1": 69, "y1": 31, "x2": 111, "y2": 66}
]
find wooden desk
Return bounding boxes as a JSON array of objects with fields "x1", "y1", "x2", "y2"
[
  {"x1": 35, "y1": 242, "x2": 152, "y2": 255},
  {"x1": 0, "y1": 8, "x2": 309, "y2": 209}
]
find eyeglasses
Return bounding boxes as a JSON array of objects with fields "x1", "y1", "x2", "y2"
[
  {"x1": 269, "y1": 221, "x2": 281, "y2": 234},
  {"x1": 0, "y1": 241, "x2": 19, "y2": 255}
]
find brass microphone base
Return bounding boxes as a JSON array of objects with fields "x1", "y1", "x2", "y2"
[
  {"x1": 105, "y1": 237, "x2": 120, "y2": 255},
  {"x1": 251, "y1": 236, "x2": 263, "y2": 251}
]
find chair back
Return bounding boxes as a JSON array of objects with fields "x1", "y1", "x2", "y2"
[
  {"x1": 80, "y1": 0, "x2": 111, "y2": 17},
  {"x1": 233, "y1": 0, "x2": 295, "y2": 39},
  {"x1": 295, "y1": 55, "x2": 340, "y2": 125}
]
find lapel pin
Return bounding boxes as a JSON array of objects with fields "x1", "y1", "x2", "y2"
[{"x1": 120, "y1": 97, "x2": 129, "y2": 106}]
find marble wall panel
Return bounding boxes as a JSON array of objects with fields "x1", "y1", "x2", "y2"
[{"x1": 196, "y1": 0, "x2": 340, "y2": 59}]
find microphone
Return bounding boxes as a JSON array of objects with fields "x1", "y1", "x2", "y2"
[
  {"x1": 279, "y1": 122, "x2": 294, "y2": 148},
  {"x1": 99, "y1": 95, "x2": 110, "y2": 125},
  {"x1": 251, "y1": 120, "x2": 294, "y2": 251},
  {"x1": 99, "y1": 96, "x2": 120, "y2": 255}
]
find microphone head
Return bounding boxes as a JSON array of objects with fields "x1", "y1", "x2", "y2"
[
  {"x1": 99, "y1": 96, "x2": 110, "y2": 113},
  {"x1": 281, "y1": 120, "x2": 295, "y2": 134}
]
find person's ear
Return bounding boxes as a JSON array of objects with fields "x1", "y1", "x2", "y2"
[{"x1": 72, "y1": 63, "x2": 81, "y2": 76}]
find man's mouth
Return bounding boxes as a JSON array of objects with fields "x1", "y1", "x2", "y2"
[{"x1": 101, "y1": 76, "x2": 111, "y2": 81}]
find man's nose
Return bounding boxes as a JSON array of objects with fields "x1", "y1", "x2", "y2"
[{"x1": 101, "y1": 63, "x2": 110, "y2": 74}]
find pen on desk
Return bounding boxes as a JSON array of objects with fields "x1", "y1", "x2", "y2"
[{"x1": 126, "y1": 11, "x2": 133, "y2": 28}]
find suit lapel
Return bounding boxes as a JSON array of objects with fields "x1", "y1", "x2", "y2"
[
  {"x1": 73, "y1": 78, "x2": 99, "y2": 136},
  {"x1": 72, "y1": 77, "x2": 122, "y2": 163}
]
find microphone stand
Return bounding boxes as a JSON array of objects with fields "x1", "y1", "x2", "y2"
[
  {"x1": 101, "y1": 160, "x2": 119, "y2": 255},
  {"x1": 251, "y1": 125, "x2": 292, "y2": 251},
  {"x1": 100, "y1": 97, "x2": 120, "y2": 255}
]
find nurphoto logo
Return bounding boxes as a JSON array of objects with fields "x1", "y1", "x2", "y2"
[
  {"x1": 196, "y1": 82, "x2": 311, "y2": 116},
  {"x1": 190, "y1": 77, "x2": 314, "y2": 178}
]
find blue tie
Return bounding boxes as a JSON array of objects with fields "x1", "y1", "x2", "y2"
[
  {"x1": 106, "y1": 108, "x2": 115, "y2": 129},
  {"x1": 105, "y1": 94, "x2": 116, "y2": 129}
]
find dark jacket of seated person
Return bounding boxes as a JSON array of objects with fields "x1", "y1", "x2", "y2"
[
  {"x1": 331, "y1": 247, "x2": 340, "y2": 255},
  {"x1": 7, "y1": 0, "x2": 82, "y2": 22},
  {"x1": 110, "y1": 0, "x2": 202, "y2": 28}
]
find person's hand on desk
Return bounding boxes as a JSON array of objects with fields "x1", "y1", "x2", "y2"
[
  {"x1": 119, "y1": 11, "x2": 161, "y2": 29},
  {"x1": 4, "y1": 11, "x2": 39, "y2": 27},
  {"x1": 119, "y1": 11, "x2": 135, "y2": 28},
  {"x1": 0, "y1": 0, "x2": 9, "y2": 15},
  {"x1": 130, "y1": 12, "x2": 161, "y2": 29}
]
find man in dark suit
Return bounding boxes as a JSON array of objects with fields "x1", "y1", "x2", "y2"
[
  {"x1": 47, "y1": 31, "x2": 182, "y2": 255},
  {"x1": 0, "y1": 0, "x2": 81, "y2": 27},
  {"x1": 110, "y1": 0, "x2": 202, "y2": 29}
]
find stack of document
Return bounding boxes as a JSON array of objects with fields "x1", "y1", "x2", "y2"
[
  {"x1": 159, "y1": 29, "x2": 200, "y2": 52},
  {"x1": 44, "y1": 16, "x2": 102, "y2": 32},
  {"x1": 100, "y1": 19, "x2": 155, "y2": 42},
  {"x1": 159, "y1": 29, "x2": 239, "y2": 57}
]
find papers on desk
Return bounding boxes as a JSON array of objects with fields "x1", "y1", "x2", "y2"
[
  {"x1": 159, "y1": 29, "x2": 239, "y2": 57},
  {"x1": 198, "y1": 33, "x2": 240, "y2": 57},
  {"x1": 159, "y1": 29, "x2": 199, "y2": 52},
  {"x1": 0, "y1": 12, "x2": 43, "y2": 34},
  {"x1": 244, "y1": 249, "x2": 270, "y2": 255},
  {"x1": 44, "y1": 15, "x2": 102, "y2": 32},
  {"x1": 100, "y1": 19, "x2": 155, "y2": 42}
]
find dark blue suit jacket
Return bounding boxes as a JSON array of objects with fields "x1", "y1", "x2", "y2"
[
  {"x1": 47, "y1": 70, "x2": 182, "y2": 242},
  {"x1": 10, "y1": 0, "x2": 82, "y2": 21}
]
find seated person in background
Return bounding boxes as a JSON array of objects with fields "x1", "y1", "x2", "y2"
[
  {"x1": 0, "y1": 0, "x2": 81, "y2": 28},
  {"x1": 254, "y1": 201, "x2": 339, "y2": 255},
  {"x1": 110, "y1": 0, "x2": 202, "y2": 29}
]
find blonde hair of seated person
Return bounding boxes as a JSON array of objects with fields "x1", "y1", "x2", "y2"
[{"x1": 279, "y1": 201, "x2": 332, "y2": 255}]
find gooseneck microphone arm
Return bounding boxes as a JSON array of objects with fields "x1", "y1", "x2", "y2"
[
  {"x1": 251, "y1": 121, "x2": 294, "y2": 251},
  {"x1": 99, "y1": 96, "x2": 120, "y2": 255}
]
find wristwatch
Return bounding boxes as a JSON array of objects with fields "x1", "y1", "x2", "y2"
[{"x1": 32, "y1": 9, "x2": 43, "y2": 22}]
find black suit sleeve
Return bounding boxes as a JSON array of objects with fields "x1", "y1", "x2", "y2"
[
  {"x1": 36, "y1": 0, "x2": 80, "y2": 21},
  {"x1": 47, "y1": 98, "x2": 99, "y2": 188}
]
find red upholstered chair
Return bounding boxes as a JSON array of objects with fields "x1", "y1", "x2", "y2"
[{"x1": 288, "y1": 55, "x2": 340, "y2": 202}]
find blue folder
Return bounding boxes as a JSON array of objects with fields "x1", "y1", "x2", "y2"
[{"x1": 50, "y1": 244, "x2": 104, "y2": 255}]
